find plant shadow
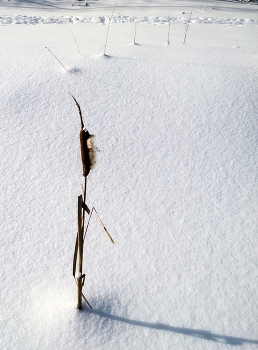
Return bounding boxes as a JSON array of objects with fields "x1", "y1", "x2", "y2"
[
  {"x1": 68, "y1": 67, "x2": 82, "y2": 74},
  {"x1": 82, "y1": 306, "x2": 258, "y2": 346},
  {"x1": 103, "y1": 53, "x2": 112, "y2": 59}
]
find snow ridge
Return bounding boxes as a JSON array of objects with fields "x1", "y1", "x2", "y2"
[{"x1": 0, "y1": 14, "x2": 257, "y2": 25}]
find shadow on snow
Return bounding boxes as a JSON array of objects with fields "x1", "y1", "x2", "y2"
[{"x1": 83, "y1": 307, "x2": 258, "y2": 346}]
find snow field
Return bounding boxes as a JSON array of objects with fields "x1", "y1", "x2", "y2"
[{"x1": 0, "y1": 5, "x2": 258, "y2": 350}]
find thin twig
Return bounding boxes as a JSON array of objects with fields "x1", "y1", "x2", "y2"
[
  {"x1": 82, "y1": 292, "x2": 93, "y2": 309},
  {"x1": 134, "y1": 22, "x2": 137, "y2": 44},
  {"x1": 83, "y1": 208, "x2": 94, "y2": 241},
  {"x1": 98, "y1": 45, "x2": 106, "y2": 54},
  {"x1": 83, "y1": 207, "x2": 114, "y2": 244},
  {"x1": 167, "y1": 16, "x2": 171, "y2": 45},
  {"x1": 93, "y1": 207, "x2": 115, "y2": 244},
  {"x1": 189, "y1": 9, "x2": 193, "y2": 22},
  {"x1": 46, "y1": 46, "x2": 68, "y2": 71},
  {"x1": 103, "y1": 1, "x2": 117, "y2": 55},
  {"x1": 71, "y1": 31, "x2": 82, "y2": 56},
  {"x1": 183, "y1": 9, "x2": 192, "y2": 45},
  {"x1": 183, "y1": 24, "x2": 189, "y2": 44}
]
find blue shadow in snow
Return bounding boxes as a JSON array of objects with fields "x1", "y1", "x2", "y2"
[
  {"x1": 68, "y1": 67, "x2": 82, "y2": 74},
  {"x1": 85, "y1": 308, "x2": 258, "y2": 346}
]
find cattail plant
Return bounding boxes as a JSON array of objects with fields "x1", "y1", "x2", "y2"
[{"x1": 70, "y1": 93, "x2": 114, "y2": 310}]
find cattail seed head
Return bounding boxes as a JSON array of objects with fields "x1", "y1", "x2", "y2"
[{"x1": 80, "y1": 129, "x2": 96, "y2": 177}]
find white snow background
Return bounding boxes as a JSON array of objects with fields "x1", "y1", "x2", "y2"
[{"x1": 0, "y1": 0, "x2": 258, "y2": 349}]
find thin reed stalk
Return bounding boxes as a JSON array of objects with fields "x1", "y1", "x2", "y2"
[
  {"x1": 45, "y1": 46, "x2": 68, "y2": 71},
  {"x1": 134, "y1": 22, "x2": 137, "y2": 44},
  {"x1": 183, "y1": 9, "x2": 192, "y2": 45},
  {"x1": 167, "y1": 18, "x2": 171, "y2": 45},
  {"x1": 189, "y1": 9, "x2": 193, "y2": 22},
  {"x1": 183, "y1": 24, "x2": 189, "y2": 44},
  {"x1": 103, "y1": 2, "x2": 117, "y2": 55},
  {"x1": 72, "y1": 31, "x2": 82, "y2": 56},
  {"x1": 83, "y1": 207, "x2": 114, "y2": 244},
  {"x1": 76, "y1": 195, "x2": 83, "y2": 309}
]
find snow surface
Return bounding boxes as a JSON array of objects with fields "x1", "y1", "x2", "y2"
[{"x1": 0, "y1": 0, "x2": 258, "y2": 349}]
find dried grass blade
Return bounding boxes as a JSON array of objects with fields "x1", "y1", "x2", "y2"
[
  {"x1": 93, "y1": 207, "x2": 115, "y2": 244},
  {"x1": 69, "y1": 92, "x2": 84, "y2": 129},
  {"x1": 82, "y1": 292, "x2": 93, "y2": 309}
]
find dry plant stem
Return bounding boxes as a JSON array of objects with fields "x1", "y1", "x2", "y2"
[
  {"x1": 83, "y1": 207, "x2": 115, "y2": 244},
  {"x1": 183, "y1": 24, "x2": 189, "y2": 44},
  {"x1": 93, "y1": 208, "x2": 114, "y2": 244},
  {"x1": 183, "y1": 9, "x2": 192, "y2": 45},
  {"x1": 76, "y1": 195, "x2": 83, "y2": 310},
  {"x1": 134, "y1": 22, "x2": 137, "y2": 44},
  {"x1": 82, "y1": 177, "x2": 87, "y2": 233},
  {"x1": 76, "y1": 180, "x2": 87, "y2": 309},
  {"x1": 72, "y1": 31, "x2": 82, "y2": 56},
  {"x1": 72, "y1": 180, "x2": 88, "y2": 278},
  {"x1": 167, "y1": 22, "x2": 171, "y2": 45},
  {"x1": 103, "y1": 1, "x2": 117, "y2": 55},
  {"x1": 83, "y1": 207, "x2": 94, "y2": 241},
  {"x1": 45, "y1": 46, "x2": 68, "y2": 71},
  {"x1": 82, "y1": 292, "x2": 93, "y2": 309},
  {"x1": 69, "y1": 92, "x2": 84, "y2": 129},
  {"x1": 189, "y1": 9, "x2": 193, "y2": 22},
  {"x1": 73, "y1": 236, "x2": 78, "y2": 277}
]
